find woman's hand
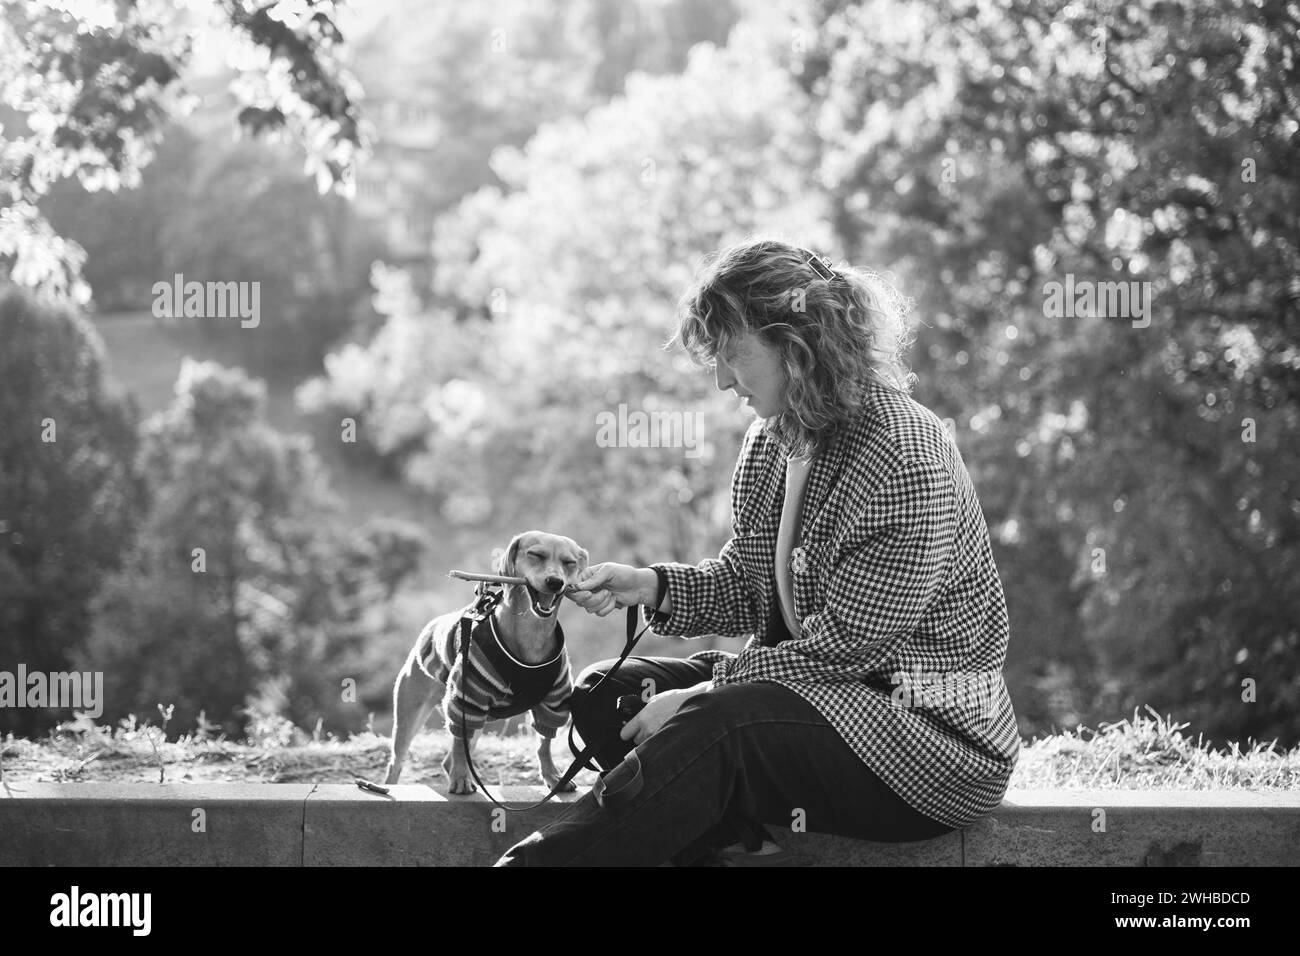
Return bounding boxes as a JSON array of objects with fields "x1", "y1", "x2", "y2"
[
  {"x1": 619, "y1": 681, "x2": 712, "y2": 745},
  {"x1": 568, "y1": 563, "x2": 657, "y2": 617}
]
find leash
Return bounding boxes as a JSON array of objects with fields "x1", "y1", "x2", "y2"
[{"x1": 455, "y1": 583, "x2": 651, "y2": 811}]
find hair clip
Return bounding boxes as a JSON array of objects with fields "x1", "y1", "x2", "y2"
[{"x1": 806, "y1": 253, "x2": 837, "y2": 282}]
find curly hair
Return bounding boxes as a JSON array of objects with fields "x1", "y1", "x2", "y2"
[{"x1": 672, "y1": 237, "x2": 917, "y2": 458}]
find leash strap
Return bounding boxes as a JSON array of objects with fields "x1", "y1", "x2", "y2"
[{"x1": 456, "y1": 592, "x2": 651, "y2": 812}]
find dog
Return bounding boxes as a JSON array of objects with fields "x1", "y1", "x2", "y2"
[{"x1": 383, "y1": 531, "x2": 588, "y2": 793}]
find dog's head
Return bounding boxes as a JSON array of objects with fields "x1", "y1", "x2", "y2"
[{"x1": 492, "y1": 530, "x2": 589, "y2": 619}]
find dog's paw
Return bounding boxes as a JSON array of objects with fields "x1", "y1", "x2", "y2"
[
  {"x1": 442, "y1": 752, "x2": 476, "y2": 795},
  {"x1": 541, "y1": 768, "x2": 577, "y2": 792},
  {"x1": 447, "y1": 775, "x2": 477, "y2": 795}
]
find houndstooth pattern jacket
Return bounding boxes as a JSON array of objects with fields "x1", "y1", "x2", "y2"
[{"x1": 647, "y1": 384, "x2": 1020, "y2": 829}]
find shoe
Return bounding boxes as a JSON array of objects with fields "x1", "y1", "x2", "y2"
[{"x1": 716, "y1": 839, "x2": 796, "y2": 866}]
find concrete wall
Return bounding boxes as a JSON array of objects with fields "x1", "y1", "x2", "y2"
[{"x1": 2, "y1": 783, "x2": 1297, "y2": 866}]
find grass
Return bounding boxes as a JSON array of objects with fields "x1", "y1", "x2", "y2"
[
  {"x1": 1013, "y1": 705, "x2": 1298, "y2": 790},
  {"x1": 0, "y1": 711, "x2": 601, "y2": 789},
  {"x1": 2, "y1": 706, "x2": 1296, "y2": 791}
]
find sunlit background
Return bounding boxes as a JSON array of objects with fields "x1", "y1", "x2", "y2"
[{"x1": 2, "y1": 0, "x2": 1296, "y2": 752}]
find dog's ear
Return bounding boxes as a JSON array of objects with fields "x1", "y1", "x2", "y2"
[
  {"x1": 492, "y1": 535, "x2": 523, "y2": 576},
  {"x1": 576, "y1": 547, "x2": 590, "y2": 575}
]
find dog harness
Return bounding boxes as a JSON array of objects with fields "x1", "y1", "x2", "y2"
[
  {"x1": 418, "y1": 607, "x2": 572, "y2": 740},
  {"x1": 429, "y1": 584, "x2": 655, "y2": 812}
]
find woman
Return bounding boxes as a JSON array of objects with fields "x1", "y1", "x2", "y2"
[{"x1": 496, "y1": 237, "x2": 1019, "y2": 866}]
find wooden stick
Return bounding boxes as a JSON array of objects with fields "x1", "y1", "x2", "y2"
[
  {"x1": 448, "y1": 570, "x2": 528, "y2": 586},
  {"x1": 447, "y1": 569, "x2": 581, "y2": 593}
]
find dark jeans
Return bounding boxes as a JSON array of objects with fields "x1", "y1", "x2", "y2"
[{"x1": 495, "y1": 655, "x2": 954, "y2": 866}]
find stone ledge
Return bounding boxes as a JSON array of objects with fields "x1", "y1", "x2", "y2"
[
  {"x1": 2, "y1": 783, "x2": 1296, "y2": 866},
  {"x1": 304, "y1": 784, "x2": 587, "y2": 867},
  {"x1": 0, "y1": 783, "x2": 315, "y2": 866},
  {"x1": 970, "y1": 789, "x2": 1300, "y2": 867}
]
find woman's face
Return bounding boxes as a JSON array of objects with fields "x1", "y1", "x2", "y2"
[{"x1": 714, "y1": 331, "x2": 787, "y2": 418}]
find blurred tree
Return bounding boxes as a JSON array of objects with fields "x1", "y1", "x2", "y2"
[
  {"x1": 350, "y1": 0, "x2": 599, "y2": 238},
  {"x1": 41, "y1": 122, "x2": 383, "y2": 376},
  {"x1": 301, "y1": 25, "x2": 828, "y2": 581},
  {"x1": 154, "y1": 136, "x2": 383, "y2": 375},
  {"x1": 798, "y1": 0, "x2": 1300, "y2": 744},
  {"x1": 0, "y1": 284, "x2": 145, "y2": 735},
  {"x1": 0, "y1": 0, "x2": 364, "y2": 303},
  {"x1": 347, "y1": 0, "x2": 739, "y2": 289},
  {"x1": 81, "y1": 359, "x2": 425, "y2": 736},
  {"x1": 40, "y1": 125, "x2": 201, "y2": 312},
  {"x1": 584, "y1": 0, "x2": 738, "y2": 97}
]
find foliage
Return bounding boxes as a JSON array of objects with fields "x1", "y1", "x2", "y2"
[
  {"x1": 42, "y1": 124, "x2": 383, "y2": 375},
  {"x1": 0, "y1": 0, "x2": 364, "y2": 302},
  {"x1": 40, "y1": 124, "x2": 201, "y2": 311},
  {"x1": 80, "y1": 359, "x2": 425, "y2": 737},
  {"x1": 302, "y1": 25, "x2": 829, "y2": 572},
  {"x1": 0, "y1": 284, "x2": 145, "y2": 736},
  {"x1": 345, "y1": 0, "x2": 737, "y2": 287},
  {"x1": 157, "y1": 136, "x2": 380, "y2": 374},
  {"x1": 348, "y1": 0, "x2": 601, "y2": 233},
  {"x1": 584, "y1": 0, "x2": 738, "y2": 97},
  {"x1": 798, "y1": 0, "x2": 1300, "y2": 742}
]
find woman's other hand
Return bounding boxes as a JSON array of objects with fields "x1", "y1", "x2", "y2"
[
  {"x1": 619, "y1": 681, "x2": 712, "y2": 744},
  {"x1": 568, "y1": 563, "x2": 657, "y2": 617}
]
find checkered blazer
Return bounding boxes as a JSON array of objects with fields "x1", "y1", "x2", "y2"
[{"x1": 647, "y1": 385, "x2": 1020, "y2": 829}]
